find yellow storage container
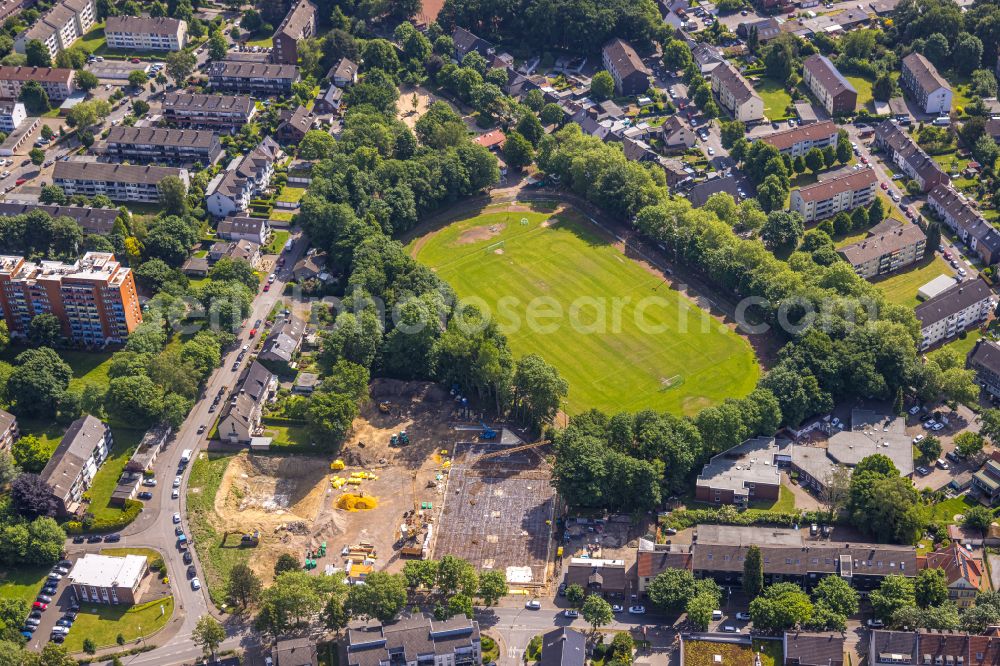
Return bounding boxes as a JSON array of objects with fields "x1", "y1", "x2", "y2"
[{"x1": 331, "y1": 459, "x2": 345, "y2": 470}]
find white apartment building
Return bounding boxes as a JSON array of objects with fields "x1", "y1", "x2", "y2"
[
  {"x1": 105, "y1": 16, "x2": 187, "y2": 51},
  {"x1": 838, "y1": 224, "x2": 927, "y2": 279},
  {"x1": 900, "y1": 53, "x2": 952, "y2": 116},
  {"x1": 15, "y1": 0, "x2": 96, "y2": 58},
  {"x1": 205, "y1": 137, "x2": 280, "y2": 217},
  {"x1": 710, "y1": 61, "x2": 764, "y2": 123},
  {"x1": 915, "y1": 278, "x2": 994, "y2": 350},
  {"x1": 0, "y1": 102, "x2": 26, "y2": 132},
  {"x1": 790, "y1": 167, "x2": 877, "y2": 222},
  {"x1": 39, "y1": 415, "x2": 111, "y2": 516},
  {"x1": 761, "y1": 120, "x2": 838, "y2": 158},
  {"x1": 53, "y1": 161, "x2": 189, "y2": 203},
  {"x1": 0, "y1": 66, "x2": 75, "y2": 101}
]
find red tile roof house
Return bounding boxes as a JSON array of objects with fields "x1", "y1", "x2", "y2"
[
  {"x1": 920, "y1": 543, "x2": 984, "y2": 608},
  {"x1": 473, "y1": 130, "x2": 506, "y2": 151}
]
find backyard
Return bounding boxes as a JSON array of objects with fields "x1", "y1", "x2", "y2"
[
  {"x1": 845, "y1": 75, "x2": 874, "y2": 108},
  {"x1": 85, "y1": 428, "x2": 147, "y2": 523},
  {"x1": 63, "y1": 596, "x2": 174, "y2": 653},
  {"x1": 264, "y1": 230, "x2": 291, "y2": 255},
  {"x1": 873, "y1": 255, "x2": 954, "y2": 308},
  {"x1": 754, "y1": 77, "x2": 792, "y2": 121}
]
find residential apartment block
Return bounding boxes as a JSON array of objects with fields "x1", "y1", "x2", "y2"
[
  {"x1": 901, "y1": 53, "x2": 952, "y2": 116},
  {"x1": 791, "y1": 167, "x2": 877, "y2": 222},
  {"x1": 710, "y1": 61, "x2": 764, "y2": 122},
  {"x1": 601, "y1": 38, "x2": 649, "y2": 96},
  {"x1": 205, "y1": 137, "x2": 280, "y2": 217},
  {"x1": 972, "y1": 452, "x2": 1000, "y2": 505},
  {"x1": 874, "y1": 121, "x2": 949, "y2": 192},
  {"x1": 39, "y1": 415, "x2": 111, "y2": 516},
  {"x1": 0, "y1": 202, "x2": 118, "y2": 235},
  {"x1": 784, "y1": 633, "x2": 846, "y2": 666},
  {"x1": 636, "y1": 538, "x2": 691, "y2": 594},
  {"x1": 53, "y1": 161, "x2": 189, "y2": 203},
  {"x1": 343, "y1": 616, "x2": 481, "y2": 666},
  {"x1": 0, "y1": 66, "x2": 75, "y2": 101},
  {"x1": 104, "y1": 16, "x2": 187, "y2": 51},
  {"x1": 802, "y1": 54, "x2": 857, "y2": 115},
  {"x1": 838, "y1": 223, "x2": 926, "y2": 279},
  {"x1": 218, "y1": 361, "x2": 276, "y2": 444},
  {"x1": 259, "y1": 314, "x2": 305, "y2": 365},
  {"x1": 14, "y1": 0, "x2": 96, "y2": 58},
  {"x1": 0, "y1": 408, "x2": 17, "y2": 452},
  {"x1": 914, "y1": 277, "x2": 994, "y2": 350},
  {"x1": 923, "y1": 543, "x2": 983, "y2": 608},
  {"x1": 271, "y1": 0, "x2": 317, "y2": 66},
  {"x1": 869, "y1": 629, "x2": 1000, "y2": 666},
  {"x1": 761, "y1": 119, "x2": 838, "y2": 157},
  {"x1": 695, "y1": 436, "x2": 784, "y2": 505},
  {"x1": 208, "y1": 61, "x2": 299, "y2": 95},
  {"x1": 104, "y1": 127, "x2": 222, "y2": 165},
  {"x1": 969, "y1": 338, "x2": 1000, "y2": 401},
  {"x1": 68, "y1": 553, "x2": 147, "y2": 605},
  {"x1": 217, "y1": 216, "x2": 271, "y2": 245},
  {"x1": 0, "y1": 102, "x2": 25, "y2": 132},
  {"x1": 330, "y1": 57, "x2": 357, "y2": 88},
  {"x1": 927, "y1": 184, "x2": 1000, "y2": 265},
  {"x1": 160, "y1": 93, "x2": 256, "y2": 128}
]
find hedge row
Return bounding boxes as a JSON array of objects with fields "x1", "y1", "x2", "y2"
[
  {"x1": 662, "y1": 505, "x2": 847, "y2": 531},
  {"x1": 65, "y1": 500, "x2": 143, "y2": 534}
]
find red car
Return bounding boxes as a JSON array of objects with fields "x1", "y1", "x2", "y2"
[
  {"x1": 15, "y1": 178, "x2": 25, "y2": 186},
  {"x1": 943, "y1": 251, "x2": 952, "y2": 260},
  {"x1": 263, "y1": 284, "x2": 270, "y2": 292},
  {"x1": 249, "y1": 328, "x2": 257, "y2": 337},
  {"x1": 130, "y1": 58, "x2": 141, "y2": 64},
  {"x1": 33, "y1": 602, "x2": 47, "y2": 610},
  {"x1": 880, "y1": 182, "x2": 888, "y2": 190}
]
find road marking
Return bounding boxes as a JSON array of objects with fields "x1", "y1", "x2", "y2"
[{"x1": 507, "y1": 647, "x2": 523, "y2": 659}]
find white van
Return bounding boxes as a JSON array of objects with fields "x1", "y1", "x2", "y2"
[
  {"x1": 712, "y1": 610, "x2": 723, "y2": 620},
  {"x1": 180, "y1": 449, "x2": 192, "y2": 464}
]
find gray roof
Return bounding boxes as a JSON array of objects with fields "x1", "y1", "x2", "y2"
[
  {"x1": 688, "y1": 175, "x2": 754, "y2": 207},
  {"x1": 696, "y1": 436, "x2": 785, "y2": 494},
  {"x1": 795, "y1": 167, "x2": 876, "y2": 203},
  {"x1": 53, "y1": 161, "x2": 185, "y2": 185},
  {"x1": 240, "y1": 361, "x2": 275, "y2": 403},
  {"x1": 915, "y1": 277, "x2": 994, "y2": 328},
  {"x1": 902, "y1": 52, "x2": 950, "y2": 96},
  {"x1": 106, "y1": 126, "x2": 218, "y2": 149},
  {"x1": 274, "y1": 637, "x2": 318, "y2": 666},
  {"x1": 870, "y1": 631, "x2": 920, "y2": 664},
  {"x1": 39, "y1": 415, "x2": 108, "y2": 505},
  {"x1": 345, "y1": 616, "x2": 480, "y2": 666},
  {"x1": 762, "y1": 119, "x2": 837, "y2": 151},
  {"x1": 785, "y1": 632, "x2": 845, "y2": 666},
  {"x1": 330, "y1": 58, "x2": 357, "y2": 82},
  {"x1": 875, "y1": 121, "x2": 947, "y2": 185},
  {"x1": 826, "y1": 409, "x2": 913, "y2": 477},
  {"x1": 969, "y1": 338, "x2": 1000, "y2": 376},
  {"x1": 261, "y1": 315, "x2": 305, "y2": 364},
  {"x1": 452, "y1": 26, "x2": 493, "y2": 57},
  {"x1": 209, "y1": 137, "x2": 280, "y2": 200},
  {"x1": 540, "y1": 628, "x2": 586, "y2": 666},
  {"x1": 209, "y1": 60, "x2": 299, "y2": 80},
  {"x1": 162, "y1": 93, "x2": 254, "y2": 114},
  {"x1": 0, "y1": 408, "x2": 16, "y2": 434},
  {"x1": 0, "y1": 202, "x2": 118, "y2": 234},
  {"x1": 838, "y1": 223, "x2": 925, "y2": 265},
  {"x1": 279, "y1": 105, "x2": 314, "y2": 136},
  {"x1": 711, "y1": 61, "x2": 759, "y2": 105},
  {"x1": 803, "y1": 54, "x2": 856, "y2": 99},
  {"x1": 602, "y1": 38, "x2": 648, "y2": 80},
  {"x1": 217, "y1": 216, "x2": 268, "y2": 238},
  {"x1": 273, "y1": 0, "x2": 315, "y2": 41},
  {"x1": 106, "y1": 15, "x2": 185, "y2": 36},
  {"x1": 928, "y1": 185, "x2": 1000, "y2": 257}
]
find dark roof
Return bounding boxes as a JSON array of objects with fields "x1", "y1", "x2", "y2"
[
  {"x1": 0, "y1": 408, "x2": 16, "y2": 434},
  {"x1": 636, "y1": 545, "x2": 692, "y2": 578},
  {"x1": 54, "y1": 161, "x2": 185, "y2": 186},
  {"x1": 345, "y1": 616, "x2": 480, "y2": 666},
  {"x1": 279, "y1": 105, "x2": 314, "y2": 136},
  {"x1": 692, "y1": 542, "x2": 916, "y2": 577},
  {"x1": 902, "y1": 52, "x2": 950, "y2": 96},
  {"x1": 915, "y1": 278, "x2": 994, "y2": 328},
  {"x1": 796, "y1": 167, "x2": 876, "y2": 203},
  {"x1": 762, "y1": 119, "x2": 838, "y2": 151},
  {"x1": 161, "y1": 93, "x2": 254, "y2": 114},
  {"x1": 875, "y1": 121, "x2": 947, "y2": 185},
  {"x1": 711, "y1": 61, "x2": 759, "y2": 105},
  {"x1": 209, "y1": 61, "x2": 299, "y2": 80},
  {"x1": 105, "y1": 16, "x2": 185, "y2": 36},
  {"x1": 565, "y1": 559, "x2": 628, "y2": 592},
  {"x1": 274, "y1": 637, "x2": 318, "y2": 666},
  {"x1": 452, "y1": 26, "x2": 494, "y2": 57},
  {"x1": 928, "y1": 185, "x2": 1000, "y2": 257},
  {"x1": 870, "y1": 631, "x2": 919, "y2": 664},
  {"x1": 0, "y1": 203, "x2": 118, "y2": 234},
  {"x1": 602, "y1": 38, "x2": 648, "y2": 80},
  {"x1": 785, "y1": 632, "x2": 846, "y2": 666},
  {"x1": 688, "y1": 175, "x2": 753, "y2": 207},
  {"x1": 330, "y1": 58, "x2": 357, "y2": 82},
  {"x1": 838, "y1": 223, "x2": 926, "y2": 265},
  {"x1": 106, "y1": 126, "x2": 218, "y2": 149},
  {"x1": 239, "y1": 361, "x2": 275, "y2": 403},
  {"x1": 540, "y1": 628, "x2": 586, "y2": 666},
  {"x1": 273, "y1": 0, "x2": 315, "y2": 41},
  {"x1": 39, "y1": 416, "x2": 108, "y2": 505},
  {"x1": 969, "y1": 338, "x2": 1000, "y2": 376},
  {"x1": 217, "y1": 216, "x2": 268, "y2": 238},
  {"x1": 803, "y1": 54, "x2": 856, "y2": 99}
]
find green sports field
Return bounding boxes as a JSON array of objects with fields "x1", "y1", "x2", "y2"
[{"x1": 409, "y1": 207, "x2": 760, "y2": 415}]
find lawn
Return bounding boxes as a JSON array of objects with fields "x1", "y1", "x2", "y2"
[
  {"x1": 270, "y1": 210, "x2": 296, "y2": 223},
  {"x1": 872, "y1": 255, "x2": 954, "y2": 308},
  {"x1": 746, "y1": 485, "x2": 796, "y2": 513},
  {"x1": 85, "y1": 427, "x2": 146, "y2": 523},
  {"x1": 0, "y1": 565, "x2": 51, "y2": 605},
  {"x1": 929, "y1": 330, "x2": 982, "y2": 362},
  {"x1": 754, "y1": 77, "x2": 793, "y2": 121},
  {"x1": 101, "y1": 547, "x2": 162, "y2": 563},
  {"x1": 845, "y1": 75, "x2": 874, "y2": 108},
  {"x1": 262, "y1": 423, "x2": 311, "y2": 447},
  {"x1": 187, "y1": 452, "x2": 251, "y2": 608},
  {"x1": 753, "y1": 640, "x2": 783, "y2": 666},
  {"x1": 409, "y1": 206, "x2": 760, "y2": 415},
  {"x1": 923, "y1": 494, "x2": 977, "y2": 524},
  {"x1": 264, "y1": 229, "x2": 291, "y2": 255},
  {"x1": 77, "y1": 24, "x2": 106, "y2": 52},
  {"x1": 63, "y1": 596, "x2": 174, "y2": 652},
  {"x1": 244, "y1": 34, "x2": 273, "y2": 47},
  {"x1": 276, "y1": 187, "x2": 306, "y2": 204},
  {"x1": 63, "y1": 350, "x2": 114, "y2": 393}
]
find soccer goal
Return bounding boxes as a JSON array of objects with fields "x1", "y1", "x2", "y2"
[
  {"x1": 660, "y1": 375, "x2": 684, "y2": 391},
  {"x1": 486, "y1": 240, "x2": 505, "y2": 253}
]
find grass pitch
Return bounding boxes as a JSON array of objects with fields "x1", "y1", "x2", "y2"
[{"x1": 409, "y1": 207, "x2": 759, "y2": 415}]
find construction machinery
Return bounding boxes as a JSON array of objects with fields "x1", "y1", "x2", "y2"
[
  {"x1": 390, "y1": 430, "x2": 410, "y2": 446},
  {"x1": 330, "y1": 459, "x2": 345, "y2": 471},
  {"x1": 378, "y1": 401, "x2": 391, "y2": 414},
  {"x1": 240, "y1": 530, "x2": 260, "y2": 546},
  {"x1": 479, "y1": 422, "x2": 497, "y2": 440}
]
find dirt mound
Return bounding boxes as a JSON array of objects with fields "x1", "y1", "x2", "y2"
[
  {"x1": 457, "y1": 224, "x2": 505, "y2": 245},
  {"x1": 336, "y1": 493, "x2": 379, "y2": 511}
]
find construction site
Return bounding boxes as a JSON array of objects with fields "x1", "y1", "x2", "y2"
[{"x1": 206, "y1": 379, "x2": 558, "y2": 588}]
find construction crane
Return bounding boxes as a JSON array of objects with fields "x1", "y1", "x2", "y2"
[{"x1": 475, "y1": 440, "x2": 547, "y2": 462}]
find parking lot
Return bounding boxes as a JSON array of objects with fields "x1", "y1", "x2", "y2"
[{"x1": 21, "y1": 558, "x2": 78, "y2": 651}]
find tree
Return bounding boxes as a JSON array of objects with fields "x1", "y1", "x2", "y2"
[
  {"x1": 478, "y1": 570, "x2": 508, "y2": 606},
  {"x1": 8, "y1": 347, "x2": 71, "y2": 418},
  {"x1": 0, "y1": 450, "x2": 19, "y2": 487},
  {"x1": 915, "y1": 568, "x2": 949, "y2": 608},
  {"x1": 106, "y1": 375, "x2": 163, "y2": 425},
  {"x1": 446, "y1": 593, "x2": 474, "y2": 619},
  {"x1": 925, "y1": 33, "x2": 951, "y2": 66},
  {"x1": 926, "y1": 223, "x2": 942, "y2": 257},
  {"x1": 953, "y1": 33, "x2": 984, "y2": 74},
  {"x1": 720, "y1": 120, "x2": 746, "y2": 149},
  {"x1": 437, "y1": 555, "x2": 478, "y2": 597},
  {"x1": 75, "y1": 70, "x2": 99, "y2": 91},
  {"x1": 540, "y1": 103, "x2": 563, "y2": 125},
  {"x1": 836, "y1": 131, "x2": 852, "y2": 163},
  {"x1": 743, "y1": 544, "x2": 764, "y2": 597},
  {"x1": 870, "y1": 575, "x2": 916, "y2": 621},
  {"x1": 25, "y1": 39, "x2": 50, "y2": 67},
  {"x1": 158, "y1": 175, "x2": 188, "y2": 215},
  {"x1": 591, "y1": 71, "x2": 615, "y2": 101},
  {"x1": 917, "y1": 435, "x2": 942, "y2": 462},
  {"x1": 955, "y1": 431, "x2": 985, "y2": 458},
  {"x1": 298, "y1": 130, "x2": 337, "y2": 159},
  {"x1": 66, "y1": 99, "x2": 110, "y2": 128},
  {"x1": 516, "y1": 112, "x2": 544, "y2": 147},
  {"x1": 193, "y1": 615, "x2": 225, "y2": 660},
  {"x1": 209, "y1": 29, "x2": 228, "y2": 61},
  {"x1": 686, "y1": 592, "x2": 716, "y2": 631},
  {"x1": 132, "y1": 99, "x2": 149, "y2": 116},
  {"x1": 208, "y1": 257, "x2": 257, "y2": 290},
  {"x1": 274, "y1": 553, "x2": 300, "y2": 577},
  {"x1": 868, "y1": 197, "x2": 886, "y2": 227},
  {"x1": 323, "y1": 594, "x2": 349, "y2": 634},
  {"x1": 805, "y1": 147, "x2": 824, "y2": 173},
  {"x1": 28, "y1": 313, "x2": 62, "y2": 348},
  {"x1": 19, "y1": 81, "x2": 49, "y2": 113},
  {"x1": 166, "y1": 50, "x2": 196, "y2": 84},
  {"x1": 566, "y1": 583, "x2": 585, "y2": 607},
  {"x1": 813, "y1": 574, "x2": 859, "y2": 617},
  {"x1": 663, "y1": 39, "x2": 693, "y2": 71},
  {"x1": 609, "y1": 631, "x2": 635, "y2": 665},
  {"x1": 648, "y1": 568, "x2": 696, "y2": 611},
  {"x1": 227, "y1": 563, "x2": 262, "y2": 608},
  {"x1": 345, "y1": 571, "x2": 407, "y2": 623},
  {"x1": 127, "y1": 69, "x2": 148, "y2": 89},
  {"x1": 582, "y1": 594, "x2": 613, "y2": 630},
  {"x1": 749, "y1": 582, "x2": 814, "y2": 631},
  {"x1": 305, "y1": 390, "x2": 358, "y2": 446},
  {"x1": 29, "y1": 148, "x2": 44, "y2": 166},
  {"x1": 10, "y1": 473, "x2": 58, "y2": 518},
  {"x1": 761, "y1": 210, "x2": 804, "y2": 249},
  {"x1": 503, "y1": 131, "x2": 534, "y2": 170},
  {"x1": 39, "y1": 184, "x2": 66, "y2": 205},
  {"x1": 979, "y1": 409, "x2": 1000, "y2": 445}
]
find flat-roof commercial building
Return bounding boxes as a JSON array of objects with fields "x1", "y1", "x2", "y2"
[
  {"x1": 874, "y1": 120, "x2": 948, "y2": 192},
  {"x1": 915, "y1": 278, "x2": 994, "y2": 350},
  {"x1": 695, "y1": 436, "x2": 786, "y2": 505},
  {"x1": 710, "y1": 61, "x2": 764, "y2": 122},
  {"x1": 802, "y1": 54, "x2": 857, "y2": 115},
  {"x1": 0, "y1": 252, "x2": 142, "y2": 345},
  {"x1": 104, "y1": 126, "x2": 222, "y2": 165},
  {"x1": 68, "y1": 553, "x2": 147, "y2": 605},
  {"x1": 343, "y1": 616, "x2": 481, "y2": 666},
  {"x1": 901, "y1": 53, "x2": 952, "y2": 116},
  {"x1": 208, "y1": 60, "x2": 299, "y2": 95},
  {"x1": 105, "y1": 16, "x2": 187, "y2": 51},
  {"x1": 160, "y1": 93, "x2": 255, "y2": 128},
  {"x1": 39, "y1": 415, "x2": 111, "y2": 516},
  {"x1": 272, "y1": 0, "x2": 317, "y2": 66},
  {"x1": 0, "y1": 202, "x2": 119, "y2": 235},
  {"x1": 601, "y1": 38, "x2": 649, "y2": 96},
  {"x1": 838, "y1": 223, "x2": 926, "y2": 279},
  {"x1": 0, "y1": 66, "x2": 75, "y2": 101},
  {"x1": 791, "y1": 167, "x2": 877, "y2": 222},
  {"x1": 54, "y1": 161, "x2": 189, "y2": 203},
  {"x1": 927, "y1": 184, "x2": 1000, "y2": 265},
  {"x1": 14, "y1": 0, "x2": 96, "y2": 58},
  {"x1": 761, "y1": 119, "x2": 838, "y2": 157}
]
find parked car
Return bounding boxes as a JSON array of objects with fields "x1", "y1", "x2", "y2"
[
  {"x1": 173, "y1": 476, "x2": 182, "y2": 488},
  {"x1": 104, "y1": 533, "x2": 121, "y2": 543},
  {"x1": 33, "y1": 602, "x2": 47, "y2": 610},
  {"x1": 722, "y1": 625, "x2": 739, "y2": 633},
  {"x1": 172, "y1": 488, "x2": 180, "y2": 499},
  {"x1": 916, "y1": 466, "x2": 930, "y2": 476},
  {"x1": 72, "y1": 535, "x2": 85, "y2": 544},
  {"x1": 629, "y1": 606, "x2": 646, "y2": 615},
  {"x1": 736, "y1": 612, "x2": 750, "y2": 620},
  {"x1": 612, "y1": 604, "x2": 624, "y2": 612},
  {"x1": 946, "y1": 451, "x2": 962, "y2": 463},
  {"x1": 183, "y1": 550, "x2": 193, "y2": 564},
  {"x1": 525, "y1": 600, "x2": 541, "y2": 610},
  {"x1": 56, "y1": 619, "x2": 72, "y2": 628},
  {"x1": 41, "y1": 586, "x2": 57, "y2": 596},
  {"x1": 191, "y1": 578, "x2": 201, "y2": 590},
  {"x1": 173, "y1": 512, "x2": 181, "y2": 524},
  {"x1": 936, "y1": 459, "x2": 950, "y2": 470},
  {"x1": 563, "y1": 610, "x2": 579, "y2": 618},
  {"x1": 142, "y1": 478, "x2": 157, "y2": 487},
  {"x1": 913, "y1": 434, "x2": 925, "y2": 444},
  {"x1": 50, "y1": 633, "x2": 65, "y2": 643},
  {"x1": 24, "y1": 618, "x2": 40, "y2": 627},
  {"x1": 86, "y1": 535, "x2": 102, "y2": 543},
  {"x1": 909, "y1": 405, "x2": 921, "y2": 415},
  {"x1": 867, "y1": 619, "x2": 884, "y2": 628},
  {"x1": 138, "y1": 491, "x2": 153, "y2": 500},
  {"x1": 187, "y1": 565, "x2": 197, "y2": 579}
]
